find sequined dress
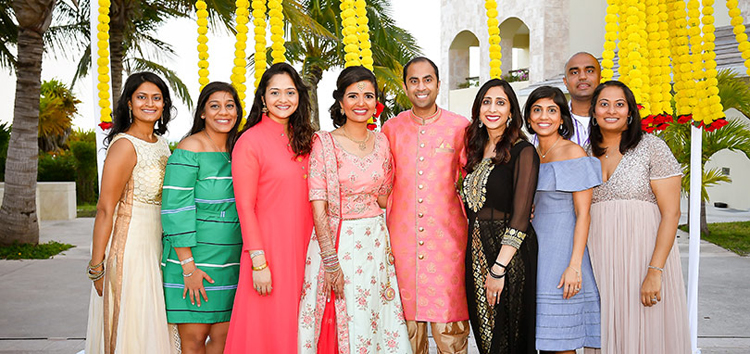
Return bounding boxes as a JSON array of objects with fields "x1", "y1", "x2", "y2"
[
  {"x1": 85, "y1": 133, "x2": 178, "y2": 354},
  {"x1": 461, "y1": 141, "x2": 539, "y2": 354},
  {"x1": 587, "y1": 134, "x2": 690, "y2": 353}
]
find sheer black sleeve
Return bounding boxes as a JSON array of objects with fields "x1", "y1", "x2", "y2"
[{"x1": 501, "y1": 143, "x2": 540, "y2": 248}]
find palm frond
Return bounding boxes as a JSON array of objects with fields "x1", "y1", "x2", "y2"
[
  {"x1": 0, "y1": 0, "x2": 17, "y2": 70},
  {"x1": 681, "y1": 167, "x2": 732, "y2": 202},
  {"x1": 717, "y1": 68, "x2": 750, "y2": 119}
]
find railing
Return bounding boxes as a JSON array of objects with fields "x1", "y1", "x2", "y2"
[{"x1": 503, "y1": 68, "x2": 529, "y2": 82}]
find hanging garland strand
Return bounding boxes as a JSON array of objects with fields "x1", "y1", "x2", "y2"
[
  {"x1": 252, "y1": 0, "x2": 268, "y2": 88},
  {"x1": 670, "y1": 0, "x2": 692, "y2": 120},
  {"x1": 269, "y1": 0, "x2": 286, "y2": 63},
  {"x1": 727, "y1": 0, "x2": 750, "y2": 76},
  {"x1": 657, "y1": 0, "x2": 673, "y2": 117},
  {"x1": 232, "y1": 0, "x2": 250, "y2": 109},
  {"x1": 485, "y1": 0, "x2": 502, "y2": 79},
  {"x1": 96, "y1": 0, "x2": 112, "y2": 130},
  {"x1": 354, "y1": 0, "x2": 374, "y2": 71},
  {"x1": 341, "y1": 0, "x2": 360, "y2": 67},
  {"x1": 601, "y1": 0, "x2": 619, "y2": 82},
  {"x1": 699, "y1": 0, "x2": 725, "y2": 130},
  {"x1": 196, "y1": 0, "x2": 210, "y2": 90}
]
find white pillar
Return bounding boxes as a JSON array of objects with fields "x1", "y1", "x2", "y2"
[{"x1": 687, "y1": 125, "x2": 702, "y2": 354}]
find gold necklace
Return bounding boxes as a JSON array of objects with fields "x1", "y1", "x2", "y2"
[
  {"x1": 537, "y1": 136, "x2": 561, "y2": 159},
  {"x1": 341, "y1": 127, "x2": 371, "y2": 151},
  {"x1": 204, "y1": 130, "x2": 231, "y2": 163}
]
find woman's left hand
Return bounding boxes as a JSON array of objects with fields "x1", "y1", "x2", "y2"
[
  {"x1": 485, "y1": 264, "x2": 505, "y2": 306},
  {"x1": 641, "y1": 269, "x2": 662, "y2": 307},
  {"x1": 558, "y1": 267, "x2": 582, "y2": 299}
]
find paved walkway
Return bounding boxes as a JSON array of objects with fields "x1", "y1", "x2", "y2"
[{"x1": 0, "y1": 206, "x2": 748, "y2": 353}]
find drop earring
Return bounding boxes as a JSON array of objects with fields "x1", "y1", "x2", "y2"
[
  {"x1": 262, "y1": 105, "x2": 268, "y2": 113},
  {"x1": 627, "y1": 116, "x2": 633, "y2": 124},
  {"x1": 479, "y1": 121, "x2": 484, "y2": 128},
  {"x1": 592, "y1": 118, "x2": 598, "y2": 126},
  {"x1": 507, "y1": 116, "x2": 512, "y2": 127},
  {"x1": 128, "y1": 107, "x2": 133, "y2": 123}
]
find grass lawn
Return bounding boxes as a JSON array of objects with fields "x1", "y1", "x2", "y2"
[
  {"x1": 77, "y1": 203, "x2": 97, "y2": 218},
  {"x1": 0, "y1": 240, "x2": 75, "y2": 260},
  {"x1": 679, "y1": 221, "x2": 750, "y2": 256}
]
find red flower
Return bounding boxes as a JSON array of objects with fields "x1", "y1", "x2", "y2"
[
  {"x1": 637, "y1": 103, "x2": 645, "y2": 110},
  {"x1": 677, "y1": 114, "x2": 692, "y2": 124},
  {"x1": 375, "y1": 102, "x2": 385, "y2": 118},
  {"x1": 98, "y1": 121, "x2": 113, "y2": 130},
  {"x1": 367, "y1": 123, "x2": 377, "y2": 131},
  {"x1": 705, "y1": 118, "x2": 728, "y2": 132}
]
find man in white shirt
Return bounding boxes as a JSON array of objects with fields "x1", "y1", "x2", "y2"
[{"x1": 531, "y1": 52, "x2": 601, "y2": 147}]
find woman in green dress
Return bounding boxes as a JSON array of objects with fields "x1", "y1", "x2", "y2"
[{"x1": 161, "y1": 82, "x2": 243, "y2": 354}]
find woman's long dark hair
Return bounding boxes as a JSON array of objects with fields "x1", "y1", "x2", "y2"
[
  {"x1": 241, "y1": 62, "x2": 314, "y2": 157},
  {"x1": 465, "y1": 79, "x2": 526, "y2": 173},
  {"x1": 329, "y1": 66, "x2": 379, "y2": 128},
  {"x1": 588, "y1": 80, "x2": 643, "y2": 157},
  {"x1": 523, "y1": 85, "x2": 574, "y2": 139},
  {"x1": 187, "y1": 82, "x2": 243, "y2": 153},
  {"x1": 104, "y1": 72, "x2": 173, "y2": 147}
]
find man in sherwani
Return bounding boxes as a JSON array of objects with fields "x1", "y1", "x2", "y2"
[{"x1": 382, "y1": 57, "x2": 470, "y2": 354}]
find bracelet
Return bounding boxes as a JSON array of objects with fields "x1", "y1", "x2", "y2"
[
  {"x1": 568, "y1": 267, "x2": 581, "y2": 276},
  {"x1": 179, "y1": 257, "x2": 194, "y2": 265},
  {"x1": 250, "y1": 250, "x2": 264, "y2": 259},
  {"x1": 494, "y1": 261, "x2": 507, "y2": 269},
  {"x1": 488, "y1": 267, "x2": 506, "y2": 279},
  {"x1": 252, "y1": 262, "x2": 268, "y2": 271},
  {"x1": 89, "y1": 258, "x2": 105, "y2": 269},
  {"x1": 648, "y1": 265, "x2": 664, "y2": 272},
  {"x1": 183, "y1": 270, "x2": 195, "y2": 277},
  {"x1": 87, "y1": 264, "x2": 106, "y2": 281}
]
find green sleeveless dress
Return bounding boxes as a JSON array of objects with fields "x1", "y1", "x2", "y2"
[{"x1": 161, "y1": 149, "x2": 242, "y2": 323}]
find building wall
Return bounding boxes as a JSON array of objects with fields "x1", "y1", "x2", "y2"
[{"x1": 704, "y1": 110, "x2": 750, "y2": 210}]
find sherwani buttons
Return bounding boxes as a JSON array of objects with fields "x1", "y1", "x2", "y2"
[
  {"x1": 420, "y1": 143, "x2": 425, "y2": 148},
  {"x1": 418, "y1": 227, "x2": 424, "y2": 232},
  {"x1": 419, "y1": 156, "x2": 425, "y2": 161},
  {"x1": 418, "y1": 170, "x2": 423, "y2": 175},
  {"x1": 420, "y1": 130, "x2": 425, "y2": 134},
  {"x1": 419, "y1": 241, "x2": 424, "y2": 245},
  {"x1": 418, "y1": 213, "x2": 424, "y2": 218},
  {"x1": 418, "y1": 255, "x2": 424, "y2": 260},
  {"x1": 418, "y1": 184, "x2": 424, "y2": 189},
  {"x1": 418, "y1": 198, "x2": 423, "y2": 203}
]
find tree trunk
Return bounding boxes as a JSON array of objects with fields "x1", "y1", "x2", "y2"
[
  {"x1": 304, "y1": 65, "x2": 324, "y2": 131},
  {"x1": 0, "y1": 0, "x2": 56, "y2": 245},
  {"x1": 700, "y1": 199, "x2": 710, "y2": 236},
  {"x1": 109, "y1": 0, "x2": 126, "y2": 106}
]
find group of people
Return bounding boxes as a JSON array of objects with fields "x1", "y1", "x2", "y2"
[{"x1": 84, "y1": 52, "x2": 691, "y2": 354}]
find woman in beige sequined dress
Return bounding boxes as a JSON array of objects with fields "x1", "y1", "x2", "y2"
[
  {"x1": 587, "y1": 81, "x2": 690, "y2": 354},
  {"x1": 85, "y1": 72, "x2": 178, "y2": 354}
]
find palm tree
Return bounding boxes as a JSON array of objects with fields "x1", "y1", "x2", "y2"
[
  {"x1": 0, "y1": 0, "x2": 57, "y2": 246},
  {"x1": 659, "y1": 69, "x2": 750, "y2": 235},
  {"x1": 284, "y1": 0, "x2": 421, "y2": 128},
  {"x1": 38, "y1": 79, "x2": 80, "y2": 152}
]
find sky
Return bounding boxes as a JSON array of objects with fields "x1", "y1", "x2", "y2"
[{"x1": 0, "y1": 0, "x2": 441, "y2": 141}]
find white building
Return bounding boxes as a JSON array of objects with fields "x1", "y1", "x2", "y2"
[{"x1": 440, "y1": 0, "x2": 750, "y2": 210}]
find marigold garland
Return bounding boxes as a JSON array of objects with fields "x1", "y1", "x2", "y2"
[
  {"x1": 726, "y1": 0, "x2": 750, "y2": 76},
  {"x1": 669, "y1": 0, "x2": 690, "y2": 117},
  {"x1": 96, "y1": 0, "x2": 112, "y2": 129},
  {"x1": 657, "y1": 0, "x2": 672, "y2": 117},
  {"x1": 196, "y1": 0, "x2": 210, "y2": 90},
  {"x1": 485, "y1": 0, "x2": 502, "y2": 79},
  {"x1": 268, "y1": 0, "x2": 286, "y2": 64},
  {"x1": 355, "y1": 0, "x2": 373, "y2": 71},
  {"x1": 341, "y1": 0, "x2": 360, "y2": 67},
  {"x1": 698, "y1": 0, "x2": 724, "y2": 128},
  {"x1": 232, "y1": 0, "x2": 250, "y2": 109},
  {"x1": 252, "y1": 0, "x2": 268, "y2": 88},
  {"x1": 601, "y1": 0, "x2": 618, "y2": 82}
]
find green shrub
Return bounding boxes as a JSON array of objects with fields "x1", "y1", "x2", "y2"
[
  {"x1": 0, "y1": 240, "x2": 75, "y2": 259},
  {"x1": 38, "y1": 151, "x2": 76, "y2": 182},
  {"x1": 70, "y1": 140, "x2": 98, "y2": 204}
]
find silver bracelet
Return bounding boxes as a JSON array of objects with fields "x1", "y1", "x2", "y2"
[
  {"x1": 179, "y1": 257, "x2": 194, "y2": 265},
  {"x1": 183, "y1": 270, "x2": 195, "y2": 277},
  {"x1": 250, "y1": 250, "x2": 265, "y2": 259},
  {"x1": 648, "y1": 265, "x2": 664, "y2": 272}
]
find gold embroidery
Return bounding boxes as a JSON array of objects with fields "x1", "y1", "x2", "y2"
[
  {"x1": 500, "y1": 227, "x2": 527, "y2": 249},
  {"x1": 462, "y1": 159, "x2": 494, "y2": 213},
  {"x1": 470, "y1": 219, "x2": 494, "y2": 353}
]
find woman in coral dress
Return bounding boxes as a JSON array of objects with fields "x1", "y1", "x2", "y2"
[
  {"x1": 298, "y1": 66, "x2": 411, "y2": 354},
  {"x1": 224, "y1": 63, "x2": 315, "y2": 353}
]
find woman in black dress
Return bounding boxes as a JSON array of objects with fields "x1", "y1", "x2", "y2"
[{"x1": 462, "y1": 79, "x2": 539, "y2": 354}]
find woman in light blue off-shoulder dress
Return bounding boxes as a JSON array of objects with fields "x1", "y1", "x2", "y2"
[{"x1": 524, "y1": 86, "x2": 602, "y2": 353}]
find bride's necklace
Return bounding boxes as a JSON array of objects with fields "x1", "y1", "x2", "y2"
[
  {"x1": 204, "y1": 130, "x2": 231, "y2": 163},
  {"x1": 342, "y1": 127, "x2": 371, "y2": 151},
  {"x1": 537, "y1": 136, "x2": 562, "y2": 159}
]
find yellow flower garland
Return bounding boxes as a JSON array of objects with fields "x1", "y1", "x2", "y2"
[
  {"x1": 699, "y1": 0, "x2": 723, "y2": 126},
  {"x1": 252, "y1": 0, "x2": 267, "y2": 88},
  {"x1": 485, "y1": 0, "x2": 502, "y2": 79},
  {"x1": 726, "y1": 0, "x2": 750, "y2": 76},
  {"x1": 657, "y1": 0, "x2": 672, "y2": 115},
  {"x1": 670, "y1": 0, "x2": 691, "y2": 116},
  {"x1": 616, "y1": 2, "x2": 630, "y2": 85},
  {"x1": 601, "y1": 0, "x2": 619, "y2": 82},
  {"x1": 97, "y1": 0, "x2": 112, "y2": 125},
  {"x1": 645, "y1": 0, "x2": 660, "y2": 115},
  {"x1": 355, "y1": 0, "x2": 373, "y2": 71},
  {"x1": 619, "y1": 0, "x2": 649, "y2": 114},
  {"x1": 685, "y1": 0, "x2": 702, "y2": 115},
  {"x1": 196, "y1": 0, "x2": 210, "y2": 90},
  {"x1": 232, "y1": 0, "x2": 250, "y2": 109},
  {"x1": 268, "y1": 0, "x2": 286, "y2": 64},
  {"x1": 341, "y1": 0, "x2": 360, "y2": 67}
]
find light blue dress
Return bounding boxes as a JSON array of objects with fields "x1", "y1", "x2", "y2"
[{"x1": 532, "y1": 156, "x2": 602, "y2": 351}]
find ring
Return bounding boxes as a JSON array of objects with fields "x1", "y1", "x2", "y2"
[
  {"x1": 491, "y1": 294, "x2": 496, "y2": 297},
  {"x1": 575, "y1": 287, "x2": 580, "y2": 291},
  {"x1": 652, "y1": 297, "x2": 658, "y2": 302}
]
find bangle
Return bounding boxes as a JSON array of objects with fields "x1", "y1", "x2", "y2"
[
  {"x1": 179, "y1": 257, "x2": 194, "y2": 265},
  {"x1": 648, "y1": 265, "x2": 664, "y2": 272},
  {"x1": 183, "y1": 270, "x2": 195, "y2": 277},
  {"x1": 494, "y1": 261, "x2": 507, "y2": 269},
  {"x1": 89, "y1": 258, "x2": 105, "y2": 269},
  {"x1": 87, "y1": 264, "x2": 106, "y2": 281},
  {"x1": 250, "y1": 250, "x2": 264, "y2": 259},
  {"x1": 488, "y1": 267, "x2": 505, "y2": 279},
  {"x1": 252, "y1": 262, "x2": 268, "y2": 271}
]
